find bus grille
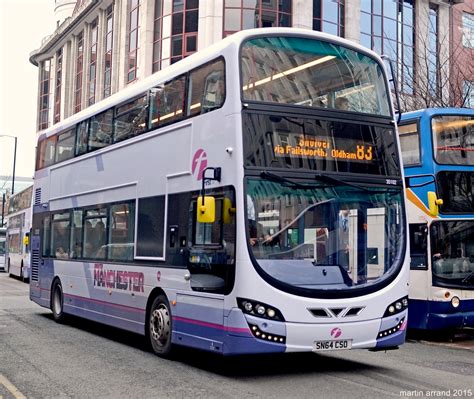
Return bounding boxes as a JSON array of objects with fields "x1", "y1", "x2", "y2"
[
  {"x1": 35, "y1": 188, "x2": 41, "y2": 205},
  {"x1": 31, "y1": 250, "x2": 40, "y2": 281}
]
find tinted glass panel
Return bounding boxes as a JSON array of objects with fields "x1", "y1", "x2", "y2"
[
  {"x1": 398, "y1": 122, "x2": 420, "y2": 165},
  {"x1": 70, "y1": 210, "x2": 83, "y2": 259},
  {"x1": 42, "y1": 216, "x2": 51, "y2": 257},
  {"x1": 243, "y1": 113, "x2": 401, "y2": 176},
  {"x1": 114, "y1": 96, "x2": 148, "y2": 143},
  {"x1": 188, "y1": 59, "x2": 225, "y2": 116},
  {"x1": 51, "y1": 212, "x2": 70, "y2": 259},
  {"x1": 437, "y1": 171, "x2": 474, "y2": 213},
  {"x1": 44, "y1": 137, "x2": 57, "y2": 167},
  {"x1": 409, "y1": 224, "x2": 427, "y2": 270},
  {"x1": 241, "y1": 36, "x2": 391, "y2": 116},
  {"x1": 431, "y1": 221, "x2": 474, "y2": 288},
  {"x1": 246, "y1": 178, "x2": 404, "y2": 292},
  {"x1": 150, "y1": 77, "x2": 185, "y2": 128},
  {"x1": 433, "y1": 115, "x2": 474, "y2": 165},
  {"x1": 137, "y1": 196, "x2": 165, "y2": 257},
  {"x1": 56, "y1": 129, "x2": 75, "y2": 163},
  {"x1": 76, "y1": 120, "x2": 89, "y2": 156},
  {"x1": 109, "y1": 202, "x2": 135, "y2": 261},
  {"x1": 83, "y1": 209, "x2": 107, "y2": 259},
  {"x1": 90, "y1": 109, "x2": 114, "y2": 150}
]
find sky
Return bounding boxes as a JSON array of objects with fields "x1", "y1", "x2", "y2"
[{"x1": 0, "y1": 0, "x2": 55, "y2": 182}]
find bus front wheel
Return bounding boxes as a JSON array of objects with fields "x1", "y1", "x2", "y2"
[
  {"x1": 51, "y1": 279, "x2": 66, "y2": 323},
  {"x1": 148, "y1": 294, "x2": 173, "y2": 357}
]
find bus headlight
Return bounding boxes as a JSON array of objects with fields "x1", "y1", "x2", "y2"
[
  {"x1": 451, "y1": 296, "x2": 460, "y2": 308},
  {"x1": 383, "y1": 296, "x2": 409, "y2": 317},
  {"x1": 237, "y1": 298, "x2": 285, "y2": 321}
]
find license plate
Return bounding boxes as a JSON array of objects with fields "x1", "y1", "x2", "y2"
[{"x1": 313, "y1": 339, "x2": 352, "y2": 352}]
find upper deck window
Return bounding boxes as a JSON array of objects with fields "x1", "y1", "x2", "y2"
[
  {"x1": 432, "y1": 115, "x2": 474, "y2": 165},
  {"x1": 240, "y1": 36, "x2": 391, "y2": 117}
]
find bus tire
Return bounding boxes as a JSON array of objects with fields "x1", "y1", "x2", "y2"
[
  {"x1": 51, "y1": 279, "x2": 66, "y2": 323},
  {"x1": 147, "y1": 294, "x2": 173, "y2": 357}
]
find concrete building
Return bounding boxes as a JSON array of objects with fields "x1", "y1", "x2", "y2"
[{"x1": 30, "y1": 0, "x2": 466, "y2": 131}]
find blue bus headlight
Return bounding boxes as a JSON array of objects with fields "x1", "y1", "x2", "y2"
[
  {"x1": 237, "y1": 298, "x2": 285, "y2": 321},
  {"x1": 451, "y1": 296, "x2": 460, "y2": 308}
]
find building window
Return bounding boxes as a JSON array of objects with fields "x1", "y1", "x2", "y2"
[
  {"x1": 152, "y1": 0, "x2": 163, "y2": 72},
  {"x1": 360, "y1": 0, "x2": 415, "y2": 94},
  {"x1": 462, "y1": 12, "x2": 474, "y2": 48},
  {"x1": 38, "y1": 59, "x2": 51, "y2": 131},
  {"x1": 53, "y1": 49, "x2": 62, "y2": 124},
  {"x1": 127, "y1": 0, "x2": 140, "y2": 83},
  {"x1": 88, "y1": 19, "x2": 99, "y2": 105},
  {"x1": 223, "y1": 0, "x2": 292, "y2": 37},
  {"x1": 428, "y1": 4, "x2": 439, "y2": 96},
  {"x1": 169, "y1": 0, "x2": 199, "y2": 65},
  {"x1": 104, "y1": 4, "x2": 114, "y2": 98},
  {"x1": 74, "y1": 32, "x2": 84, "y2": 113},
  {"x1": 464, "y1": 81, "x2": 474, "y2": 108},
  {"x1": 313, "y1": 0, "x2": 344, "y2": 37}
]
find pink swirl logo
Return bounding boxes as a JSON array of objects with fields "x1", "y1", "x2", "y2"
[
  {"x1": 330, "y1": 327, "x2": 342, "y2": 338},
  {"x1": 192, "y1": 149, "x2": 208, "y2": 181}
]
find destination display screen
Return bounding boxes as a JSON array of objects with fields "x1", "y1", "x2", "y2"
[
  {"x1": 273, "y1": 134, "x2": 374, "y2": 163},
  {"x1": 243, "y1": 113, "x2": 401, "y2": 177}
]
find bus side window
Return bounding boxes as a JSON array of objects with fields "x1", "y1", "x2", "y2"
[
  {"x1": 187, "y1": 58, "x2": 225, "y2": 116},
  {"x1": 89, "y1": 109, "x2": 114, "y2": 150},
  {"x1": 75, "y1": 120, "x2": 89, "y2": 156},
  {"x1": 409, "y1": 223, "x2": 428, "y2": 270},
  {"x1": 150, "y1": 76, "x2": 186, "y2": 129},
  {"x1": 56, "y1": 129, "x2": 75, "y2": 163},
  {"x1": 114, "y1": 95, "x2": 148, "y2": 143},
  {"x1": 42, "y1": 215, "x2": 51, "y2": 258},
  {"x1": 44, "y1": 135, "x2": 57, "y2": 168}
]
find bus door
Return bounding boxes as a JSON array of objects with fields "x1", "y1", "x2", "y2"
[{"x1": 166, "y1": 186, "x2": 236, "y2": 352}]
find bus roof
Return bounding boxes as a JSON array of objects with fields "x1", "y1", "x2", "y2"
[
  {"x1": 401, "y1": 107, "x2": 474, "y2": 122},
  {"x1": 38, "y1": 27, "x2": 386, "y2": 141}
]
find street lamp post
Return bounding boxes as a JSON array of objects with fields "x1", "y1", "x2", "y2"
[{"x1": 0, "y1": 134, "x2": 17, "y2": 195}]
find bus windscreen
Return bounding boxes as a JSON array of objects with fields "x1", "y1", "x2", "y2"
[
  {"x1": 240, "y1": 36, "x2": 391, "y2": 117},
  {"x1": 433, "y1": 115, "x2": 474, "y2": 165}
]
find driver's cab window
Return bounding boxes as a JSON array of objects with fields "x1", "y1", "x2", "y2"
[{"x1": 188, "y1": 186, "x2": 236, "y2": 294}]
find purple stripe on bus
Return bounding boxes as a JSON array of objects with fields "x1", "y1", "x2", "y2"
[
  {"x1": 173, "y1": 315, "x2": 250, "y2": 334},
  {"x1": 64, "y1": 292, "x2": 146, "y2": 313}
]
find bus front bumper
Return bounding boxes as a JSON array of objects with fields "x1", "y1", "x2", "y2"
[{"x1": 409, "y1": 299, "x2": 474, "y2": 330}]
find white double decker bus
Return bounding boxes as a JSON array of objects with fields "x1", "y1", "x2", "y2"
[
  {"x1": 30, "y1": 28, "x2": 408, "y2": 356},
  {"x1": 6, "y1": 185, "x2": 33, "y2": 280}
]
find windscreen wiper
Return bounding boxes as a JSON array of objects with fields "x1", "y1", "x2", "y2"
[
  {"x1": 314, "y1": 173, "x2": 370, "y2": 192},
  {"x1": 462, "y1": 271, "x2": 474, "y2": 284},
  {"x1": 260, "y1": 171, "x2": 321, "y2": 189}
]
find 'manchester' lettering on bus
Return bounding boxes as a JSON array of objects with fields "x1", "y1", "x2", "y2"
[{"x1": 93, "y1": 264, "x2": 144, "y2": 293}]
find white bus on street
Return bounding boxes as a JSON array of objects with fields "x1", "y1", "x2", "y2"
[
  {"x1": 6, "y1": 185, "x2": 33, "y2": 280},
  {"x1": 30, "y1": 28, "x2": 409, "y2": 357}
]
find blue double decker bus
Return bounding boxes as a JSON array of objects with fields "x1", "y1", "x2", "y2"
[{"x1": 399, "y1": 108, "x2": 474, "y2": 331}]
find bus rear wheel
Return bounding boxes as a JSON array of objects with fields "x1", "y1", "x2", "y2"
[
  {"x1": 148, "y1": 295, "x2": 173, "y2": 357},
  {"x1": 51, "y1": 279, "x2": 66, "y2": 323}
]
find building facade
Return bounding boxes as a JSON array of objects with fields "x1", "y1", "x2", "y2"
[
  {"x1": 30, "y1": 0, "x2": 466, "y2": 132},
  {"x1": 451, "y1": 0, "x2": 474, "y2": 107}
]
